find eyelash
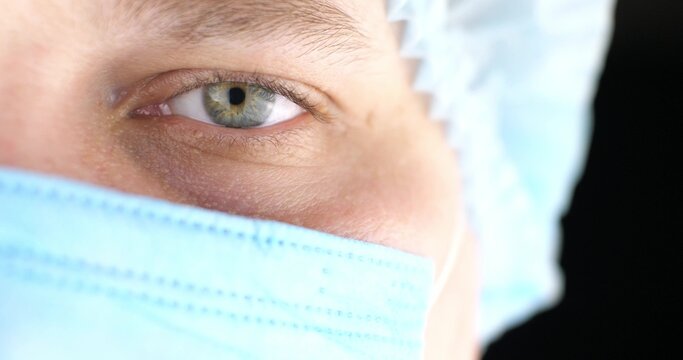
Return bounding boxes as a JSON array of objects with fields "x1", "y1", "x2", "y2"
[{"x1": 128, "y1": 69, "x2": 328, "y2": 123}]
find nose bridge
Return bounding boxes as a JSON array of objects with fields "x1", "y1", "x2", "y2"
[
  {"x1": 0, "y1": 34, "x2": 96, "y2": 170},
  {"x1": 0, "y1": 0, "x2": 100, "y2": 123}
]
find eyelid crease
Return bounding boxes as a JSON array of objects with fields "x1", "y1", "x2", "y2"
[{"x1": 124, "y1": 69, "x2": 336, "y2": 124}]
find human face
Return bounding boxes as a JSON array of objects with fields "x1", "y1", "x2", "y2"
[{"x1": 0, "y1": 0, "x2": 476, "y2": 358}]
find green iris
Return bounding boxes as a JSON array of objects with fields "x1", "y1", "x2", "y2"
[{"x1": 203, "y1": 82, "x2": 276, "y2": 128}]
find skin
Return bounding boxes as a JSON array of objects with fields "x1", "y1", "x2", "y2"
[{"x1": 0, "y1": 0, "x2": 477, "y2": 358}]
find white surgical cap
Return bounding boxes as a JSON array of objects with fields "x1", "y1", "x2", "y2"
[{"x1": 387, "y1": 0, "x2": 615, "y2": 343}]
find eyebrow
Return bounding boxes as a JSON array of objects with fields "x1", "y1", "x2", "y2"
[{"x1": 113, "y1": 0, "x2": 369, "y2": 58}]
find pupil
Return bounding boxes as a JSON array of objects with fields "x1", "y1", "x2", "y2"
[{"x1": 228, "y1": 87, "x2": 246, "y2": 105}]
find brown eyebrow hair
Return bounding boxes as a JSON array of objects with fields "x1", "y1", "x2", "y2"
[{"x1": 111, "y1": 0, "x2": 369, "y2": 57}]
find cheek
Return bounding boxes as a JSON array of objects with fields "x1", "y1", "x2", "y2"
[
  {"x1": 298, "y1": 164, "x2": 459, "y2": 261},
  {"x1": 105, "y1": 111, "x2": 458, "y2": 264},
  {"x1": 305, "y1": 127, "x2": 460, "y2": 261}
]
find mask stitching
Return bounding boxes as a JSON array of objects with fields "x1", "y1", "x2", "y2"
[
  {"x1": 0, "y1": 244, "x2": 428, "y2": 324},
  {"x1": 0, "y1": 263, "x2": 424, "y2": 350},
  {"x1": 0, "y1": 178, "x2": 428, "y2": 273}
]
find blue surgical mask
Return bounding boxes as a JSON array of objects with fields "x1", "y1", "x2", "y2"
[{"x1": 0, "y1": 167, "x2": 434, "y2": 359}]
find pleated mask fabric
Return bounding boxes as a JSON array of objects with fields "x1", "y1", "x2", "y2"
[{"x1": 0, "y1": 168, "x2": 434, "y2": 360}]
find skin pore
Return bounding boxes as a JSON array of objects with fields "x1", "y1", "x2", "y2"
[{"x1": 0, "y1": 0, "x2": 477, "y2": 358}]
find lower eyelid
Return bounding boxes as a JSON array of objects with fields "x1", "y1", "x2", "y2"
[{"x1": 153, "y1": 113, "x2": 324, "y2": 165}]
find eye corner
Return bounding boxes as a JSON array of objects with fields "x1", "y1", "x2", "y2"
[{"x1": 128, "y1": 103, "x2": 172, "y2": 118}]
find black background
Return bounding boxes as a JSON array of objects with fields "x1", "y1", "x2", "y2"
[{"x1": 484, "y1": 0, "x2": 681, "y2": 359}]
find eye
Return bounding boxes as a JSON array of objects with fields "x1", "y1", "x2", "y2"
[{"x1": 168, "y1": 82, "x2": 305, "y2": 128}]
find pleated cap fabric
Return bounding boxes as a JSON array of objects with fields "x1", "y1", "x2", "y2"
[{"x1": 387, "y1": 0, "x2": 615, "y2": 343}]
